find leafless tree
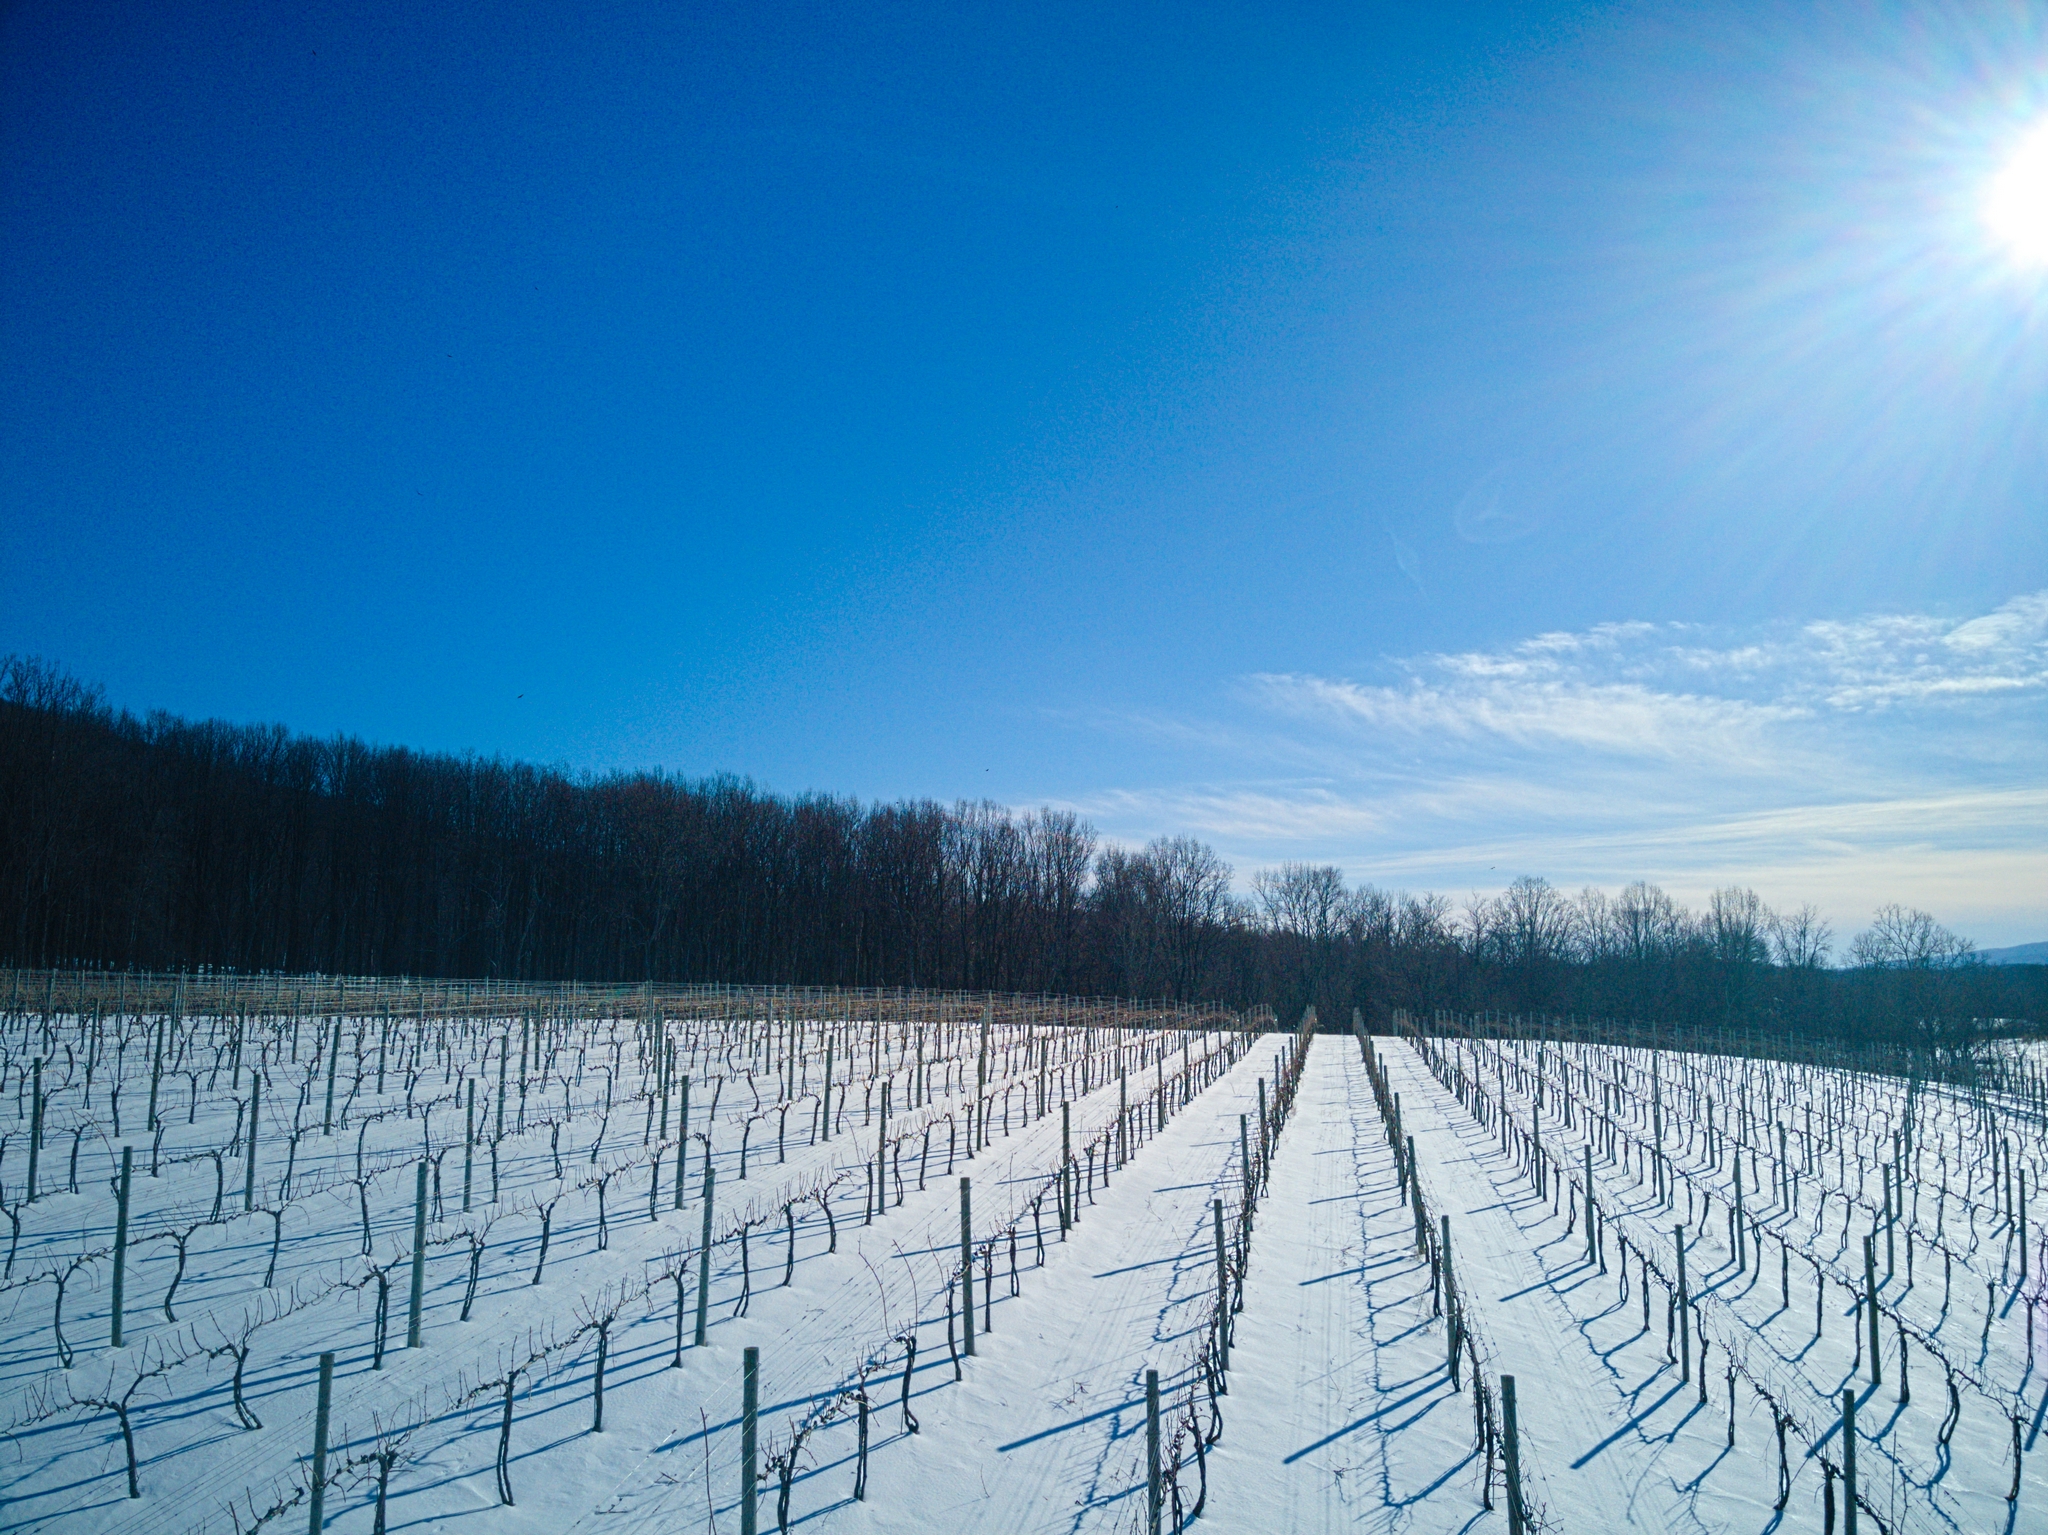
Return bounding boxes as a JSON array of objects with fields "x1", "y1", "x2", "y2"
[
  {"x1": 1851, "y1": 904, "x2": 1975, "y2": 970},
  {"x1": 1771, "y1": 903, "x2": 1832, "y2": 969}
]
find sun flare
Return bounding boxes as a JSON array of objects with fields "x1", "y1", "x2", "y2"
[{"x1": 1986, "y1": 119, "x2": 2048, "y2": 265}]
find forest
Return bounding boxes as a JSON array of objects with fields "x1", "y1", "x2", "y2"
[{"x1": 2, "y1": 655, "x2": 2038, "y2": 1042}]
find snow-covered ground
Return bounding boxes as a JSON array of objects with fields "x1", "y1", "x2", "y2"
[
  {"x1": 3, "y1": 999, "x2": 2042, "y2": 1532},
  {"x1": 1383, "y1": 1025, "x2": 2048, "y2": 1533}
]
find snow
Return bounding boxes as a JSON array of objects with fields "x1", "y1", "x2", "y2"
[{"x1": 3, "y1": 1003, "x2": 2042, "y2": 1534}]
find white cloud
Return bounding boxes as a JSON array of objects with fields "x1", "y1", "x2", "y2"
[
  {"x1": 1252, "y1": 671, "x2": 1801, "y2": 758},
  {"x1": 1270, "y1": 590, "x2": 2047, "y2": 735},
  {"x1": 1075, "y1": 592, "x2": 2048, "y2": 945}
]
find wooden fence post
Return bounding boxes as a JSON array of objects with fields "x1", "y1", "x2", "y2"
[
  {"x1": 1676, "y1": 1226, "x2": 1690, "y2": 1384},
  {"x1": 1585, "y1": 1144, "x2": 1596, "y2": 1266},
  {"x1": 1842, "y1": 1388, "x2": 1857, "y2": 1535},
  {"x1": 406, "y1": 1161, "x2": 428, "y2": 1348},
  {"x1": 147, "y1": 1020, "x2": 166, "y2": 1136},
  {"x1": 1213, "y1": 1199, "x2": 1230, "y2": 1379},
  {"x1": 26, "y1": 1058, "x2": 40, "y2": 1202},
  {"x1": 494, "y1": 1031, "x2": 509, "y2": 1140},
  {"x1": 1240, "y1": 1115, "x2": 1253, "y2": 1205},
  {"x1": 695, "y1": 1164, "x2": 716, "y2": 1346},
  {"x1": 1503, "y1": 1374, "x2": 1525, "y2": 1535},
  {"x1": 741, "y1": 1346, "x2": 759, "y2": 1535},
  {"x1": 1409, "y1": 1139, "x2": 1426, "y2": 1252},
  {"x1": 244, "y1": 1073, "x2": 261, "y2": 1212},
  {"x1": 323, "y1": 1021, "x2": 341, "y2": 1135},
  {"x1": 961, "y1": 1177, "x2": 975, "y2": 1356},
  {"x1": 308, "y1": 1351, "x2": 334, "y2": 1535},
  {"x1": 1145, "y1": 1367, "x2": 1162, "y2": 1535},
  {"x1": 1060, "y1": 1102, "x2": 1073, "y2": 1234},
  {"x1": 1442, "y1": 1214, "x2": 1459, "y2": 1388},
  {"x1": 674, "y1": 1076, "x2": 690, "y2": 1209},
  {"x1": 1257, "y1": 1079, "x2": 1269, "y2": 1182},
  {"x1": 111, "y1": 1145, "x2": 132, "y2": 1348}
]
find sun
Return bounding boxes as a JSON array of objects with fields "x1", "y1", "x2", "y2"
[{"x1": 1986, "y1": 119, "x2": 2048, "y2": 266}]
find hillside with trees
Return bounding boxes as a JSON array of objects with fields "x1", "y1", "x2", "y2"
[{"x1": 3, "y1": 655, "x2": 2037, "y2": 1041}]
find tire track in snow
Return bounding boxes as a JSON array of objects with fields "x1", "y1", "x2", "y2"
[{"x1": 1202, "y1": 1036, "x2": 1495, "y2": 1534}]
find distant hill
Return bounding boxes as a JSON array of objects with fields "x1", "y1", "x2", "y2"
[{"x1": 1979, "y1": 941, "x2": 2048, "y2": 966}]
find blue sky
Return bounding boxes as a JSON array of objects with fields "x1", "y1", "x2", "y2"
[{"x1": 4, "y1": 1, "x2": 2045, "y2": 944}]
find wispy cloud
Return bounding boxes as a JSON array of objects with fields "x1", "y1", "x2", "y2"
[
  {"x1": 1254, "y1": 590, "x2": 2047, "y2": 752},
  {"x1": 1250, "y1": 671, "x2": 1800, "y2": 759},
  {"x1": 1072, "y1": 591, "x2": 2048, "y2": 945},
  {"x1": 1797, "y1": 591, "x2": 2048, "y2": 709}
]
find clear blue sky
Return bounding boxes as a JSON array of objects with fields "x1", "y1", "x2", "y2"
[{"x1": 4, "y1": 2, "x2": 2045, "y2": 944}]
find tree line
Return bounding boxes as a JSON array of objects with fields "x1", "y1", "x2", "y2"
[
  {"x1": 2, "y1": 655, "x2": 2038, "y2": 1041},
  {"x1": 1250, "y1": 864, "x2": 2042, "y2": 1047}
]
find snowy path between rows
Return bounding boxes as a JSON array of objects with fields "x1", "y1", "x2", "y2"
[
  {"x1": 1434, "y1": 1032, "x2": 2041, "y2": 1533},
  {"x1": 1201, "y1": 1034, "x2": 1495, "y2": 1534},
  {"x1": 1379, "y1": 1033, "x2": 2048, "y2": 1533},
  {"x1": 1380, "y1": 1037, "x2": 1750, "y2": 1532},
  {"x1": 575, "y1": 1035, "x2": 1282, "y2": 1535}
]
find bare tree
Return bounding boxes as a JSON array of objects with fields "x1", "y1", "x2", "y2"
[
  {"x1": 1850, "y1": 904, "x2": 1974, "y2": 970},
  {"x1": 1253, "y1": 862, "x2": 1350, "y2": 1011},
  {"x1": 1770, "y1": 903, "x2": 1833, "y2": 969}
]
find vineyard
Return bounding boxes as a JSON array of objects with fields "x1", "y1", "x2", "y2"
[{"x1": 0, "y1": 971, "x2": 2041, "y2": 1532}]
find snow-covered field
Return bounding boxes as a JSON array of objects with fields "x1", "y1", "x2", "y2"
[{"x1": 2, "y1": 981, "x2": 2042, "y2": 1532}]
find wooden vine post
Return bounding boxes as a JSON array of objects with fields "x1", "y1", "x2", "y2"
[
  {"x1": 111, "y1": 1145, "x2": 133, "y2": 1348},
  {"x1": 1676, "y1": 1226, "x2": 1690, "y2": 1385},
  {"x1": 26, "y1": 1057, "x2": 40, "y2": 1202},
  {"x1": 1842, "y1": 1388, "x2": 1857, "y2": 1535},
  {"x1": 741, "y1": 1346, "x2": 759, "y2": 1535},
  {"x1": 960, "y1": 1177, "x2": 975, "y2": 1356},
  {"x1": 695, "y1": 1163, "x2": 716, "y2": 1347},
  {"x1": 308, "y1": 1351, "x2": 335, "y2": 1535},
  {"x1": 323, "y1": 1021, "x2": 341, "y2": 1135},
  {"x1": 1502, "y1": 1374, "x2": 1525, "y2": 1535},
  {"x1": 1145, "y1": 1366, "x2": 1162, "y2": 1535},
  {"x1": 244, "y1": 1072, "x2": 260, "y2": 1212},
  {"x1": 674, "y1": 1076, "x2": 690, "y2": 1209},
  {"x1": 407, "y1": 1160, "x2": 428, "y2": 1348},
  {"x1": 1585, "y1": 1144, "x2": 1596, "y2": 1266},
  {"x1": 1213, "y1": 1199, "x2": 1230, "y2": 1379}
]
